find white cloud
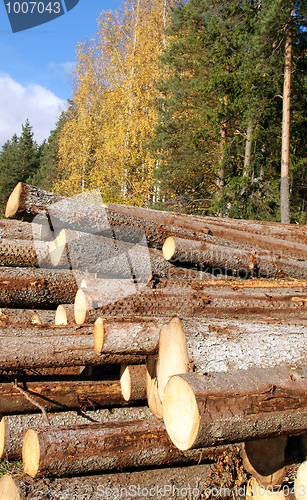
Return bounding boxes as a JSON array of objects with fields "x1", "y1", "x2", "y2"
[{"x1": 0, "y1": 73, "x2": 68, "y2": 146}]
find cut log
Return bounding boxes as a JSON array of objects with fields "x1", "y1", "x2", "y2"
[
  {"x1": 0, "y1": 308, "x2": 55, "y2": 325},
  {"x1": 0, "y1": 377, "x2": 136, "y2": 415},
  {"x1": 0, "y1": 219, "x2": 41, "y2": 240},
  {"x1": 163, "y1": 365, "x2": 307, "y2": 450},
  {"x1": 156, "y1": 316, "x2": 190, "y2": 403},
  {"x1": 74, "y1": 277, "x2": 307, "y2": 324},
  {"x1": 182, "y1": 317, "x2": 307, "y2": 373},
  {"x1": 0, "y1": 459, "x2": 243, "y2": 500},
  {"x1": 241, "y1": 437, "x2": 288, "y2": 487},
  {"x1": 119, "y1": 364, "x2": 147, "y2": 402},
  {"x1": 295, "y1": 460, "x2": 307, "y2": 500},
  {"x1": 247, "y1": 477, "x2": 287, "y2": 500},
  {"x1": 0, "y1": 328, "x2": 145, "y2": 369},
  {"x1": 146, "y1": 354, "x2": 163, "y2": 418},
  {"x1": 22, "y1": 417, "x2": 235, "y2": 478},
  {"x1": 162, "y1": 236, "x2": 307, "y2": 279},
  {"x1": 0, "y1": 406, "x2": 151, "y2": 460},
  {"x1": 0, "y1": 267, "x2": 78, "y2": 307},
  {"x1": 0, "y1": 239, "x2": 51, "y2": 268},
  {"x1": 54, "y1": 304, "x2": 75, "y2": 325},
  {"x1": 93, "y1": 317, "x2": 164, "y2": 355}
]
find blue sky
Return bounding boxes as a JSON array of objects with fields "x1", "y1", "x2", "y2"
[{"x1": 0, "y1": 1, "x2": 119, "y2": 146}]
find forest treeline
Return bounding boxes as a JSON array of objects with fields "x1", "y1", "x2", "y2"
[{"x1": 1, "y1": 0, "x2": 307, "y2": 222}]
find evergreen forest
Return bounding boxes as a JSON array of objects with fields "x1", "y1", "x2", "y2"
[{"x1": 1, "y1": 0, "x2": 307, "y2": 223}]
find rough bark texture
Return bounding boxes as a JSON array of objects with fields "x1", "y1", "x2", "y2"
[
  {"x1": 0, "y1": 239, "x2": 51, "y2": 268},
  {"x1": 163, "y1": 236, "x2": 307, "y2": 280},
  {"x1": 22, "y1": 418, "x2": 236, "y2": 478},
  {"x1": 0, "y1": 308, "x2": 55, "y2": 325},
  {"x1": 0, "y1": 376, "x2": 140, "y2": 415},
  {"x1": 163, "y1": 366, "x2": 307, "y2": 451},
  {"x1": 0, "y1": 458, "x2": 246, "y2": 500},
  {"x1": 182, "y1": 317, "x2": 307, "y2": 373},
  {"x1": 74, "y1": 277, "x2": 307, "y2": 324},
  {"x1": 0, "y1": 220, "x2": 41, "y2": 240},
  {"x1": 93, "y1": 317, "x2": 165, "y2": 355},
  {"x1": 0, "y1": 328, "x2": 145, "y2": 369},
  {"x1": 0, "y1": 407, "x2": 152, "y2": 460},
  {"x1": 0, "y1": 267, "x2": 79, "y2": 307}
]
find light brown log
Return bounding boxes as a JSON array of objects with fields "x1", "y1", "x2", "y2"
[
  {"x1": 163, "y1": 365, "x2": 307, "y2": 451},
  {"x1": 0, "y1": 267, "x2": 78, "y2": 307},
  {"x1": 156, "y1": 316, "x2": 190, "y2": 403},
  {"x1": 295, "y1": 460, "x2": 307, "y2": 500},
  {"x1": 54, "y1": 304, "x2": 75, "y2": 325},
  {"x1": 0, "y1": 376, "x2": 138, "y2": 415},
  {"x1": 119, "y1": 364, "x2": 147, "y2": 402},
  {"x1": 74, "y1": 277, "x2": 307, "y2": 324},
  {"x1": 0, "y1": 406, "x2": 151, "y2": 460},
  {"x1": 247, "y1": 477, "x2": 287, "y2": 500},
  {"x1": 22, "y1": 417, "x2": 235, "y2": 478},
  {"x1": 0, "y1": 219, "x2": 41, "y2": 240},
  {"x1": 93, "y1": 317, "x2": 164, "y2": 355},
  {"x1": 0, "y1": 328, "x2": 145, "y2": 369},
  {"x1": 0, "y1": 239, "x2": 51, "y2": 268},
  {"x1": 0, "y1": 459, "x2": 242, "y2": 500},
  {"x1": 146, "y1": 354, "x2": 163, "y2": 418}
]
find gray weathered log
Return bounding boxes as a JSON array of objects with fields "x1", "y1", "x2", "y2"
[
  {"x1": 0, "y1": 220, "x2": 41, "y2": 240},
  {"x1": 163, "y1": 365, "x2": 307, "y2": 450},
  {"x1": 0, "y1": 460, "x2": 244, "y2": 500},
  {"x1": 0, "y1": 407, "x2": 151, "y2": 460},
  {"x1": 0, "y1": 308, "x2": 55, "y2": 325},
  {"x1": 0, "y1": 240, "x2": 51, "y2": 268}
]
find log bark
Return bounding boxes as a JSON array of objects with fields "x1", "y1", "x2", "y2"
[
  {"x1": 182, "y1": 317, "x2": 307, "y2": 373},
  {"x1": 0, "y1": 267, "x2": 79, "y2": 307},
  {"x1": 119, "y1": 364, "x2": 147, "y2": 402},
  {"x1": 93, "y1": 317, "x2": 165, "y2": 355},
  {"x1": 0, "y1": 308, "x2": 55, "y2": 325},
  {"x1": 74, "y1": 278, "x2": 307, "y2": 324},
  {"x1": 0, "y1": 406, "x2": 151, "y2": 460},
  {"x1": 22, "y1": 417, "x2": 235, "y2": 478},
  {"x1": 163, "y1": 366, "x2": 307, "y2": 451},
  {"x1": 0, "y1": 327, "x2": 145, "y2": 369},
  {"x1": 0, "y1": 239, "x2": 51, "y2": 268},
  {"x1": 0, "y1": 459, "x2": 243, "y2": 500},
  {"x1": 0, "y1": 220, "x2": 41, "y2": 240},
  {"x1": 162, "y1": 236, "x2": 307, "y2": 280},
  {"x1": 0, "y1": 377, "x2": 137, "y2": 415}
]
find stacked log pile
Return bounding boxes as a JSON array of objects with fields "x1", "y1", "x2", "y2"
[{"x1": 2, "y1": 183, "x2": 307, "y2": 499}]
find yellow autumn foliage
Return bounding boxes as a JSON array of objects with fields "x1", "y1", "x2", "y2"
[{"x1": 54, "y1": 0, "x2": 173, "y2": 206}]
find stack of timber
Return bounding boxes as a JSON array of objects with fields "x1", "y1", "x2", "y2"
[{"x1": 2, "y1": 183, "x2": 307, "y2": 499}]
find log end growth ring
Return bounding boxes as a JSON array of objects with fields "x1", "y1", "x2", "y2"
[
  {"x1": 93, "y1": 317, "x2": 105, "y2": 354},
  {"x1": 5, "y1": 182, "x2": 22, "y2": 218},
  {"x1": 0, "y1": 474, "x2": 21, "y2": 500},
  {"x1": 0, "y1": 414, "x2": 5, "y2": 459},
  {"x1": 74, "y1": 289, "x2": 87, "y2": 325},
  {"x1": 163, "y1": 375, "x2": 200, "y2": 450},
  {"x1": 162, "y1": 237, "x2": 176, "y2": 261},
  {"x1": 22, "y1": 429, "x2": 40, "y2": 478}
]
